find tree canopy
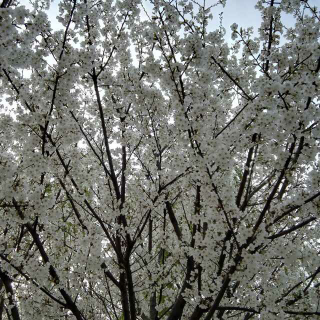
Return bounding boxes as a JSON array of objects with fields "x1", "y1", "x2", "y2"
[{"x1": 0, "y1": 0, "x2": 319, "y2": 319}]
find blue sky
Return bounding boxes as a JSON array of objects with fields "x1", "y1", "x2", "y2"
[{"x1": 21, "y1": 0, "x2": 319, "y2": 41}]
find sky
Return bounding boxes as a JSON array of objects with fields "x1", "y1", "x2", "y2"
[
  {"x1": 18, "y1": 0, "x2": 320, "y2": 52},
  {"x1": 20, "y1": 0, "x2": 314, "y2": 40}
]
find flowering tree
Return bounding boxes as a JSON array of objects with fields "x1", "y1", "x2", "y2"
[{"x1": 0, "y1": 0, "x2": 319, "y2": 319}]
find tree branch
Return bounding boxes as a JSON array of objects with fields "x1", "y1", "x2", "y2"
[{"x1": 268, "y1": 216, "x2": 316, "y2": 240}]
